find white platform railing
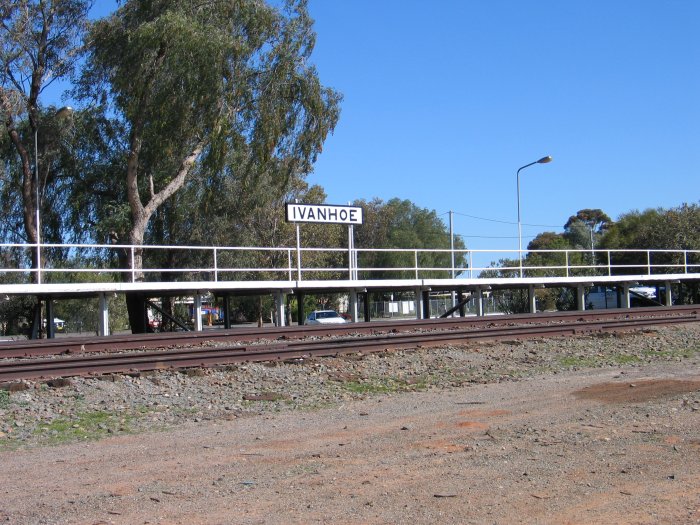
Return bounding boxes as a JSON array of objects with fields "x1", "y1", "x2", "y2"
[{"x1": 1, "y1": 243, "x2": 698, "y2": 285}]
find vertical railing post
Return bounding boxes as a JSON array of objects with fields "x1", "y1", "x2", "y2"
[
  {"x1": 449, "y1": 211, "x2": 455, "y2": 281},
  {"x1": 647, "y1": 250, "x2": 651, "y2": 275},
  {"x1": 685, "y1": 250, "x2": 688, "y2": 273},
  {"x1": 607, "y1": 250, "x2": 612, "y2": 276},
  {"x1": 288, "y1": 249, "x2": 293, "y2": 281},
  {"x1": 469, "y1": 251, "x2": 473, "y2": 279},
  {"x1": 296, "y1": 224, "x2": 302, "y2": 281},
  {"x1": 36, "y1": 243, "x2": 41, "y2": 285},
  {"x1": 348, "y1": 225, "x2": 353, "y2": 281},
  {"x1": 354, "y1": 248, "x2": 359, "y2": 280},
  {"x1": 565, "y1": 250, "x2": 570, "y2": 278},
  {"x1": 131, "y1": 246, "x2": 135, "y2": 283},
  {"x1": 414, "y1": 251, "x2": 419, "y2": 279},
  {"x1": 213, "y1": 248, "x2": 218, "y2": 282}
]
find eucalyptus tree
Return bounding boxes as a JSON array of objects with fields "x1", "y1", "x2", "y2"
[
  {"x1": 0, "y1": 0, "x2": 92, "y2": 270},
  {"x1": 0, "y1": 0, "x2": 92, "y2": 337},
  {"x1": 601, "y1": 204, "x2": 700, "y2": 252},
  {"x1": 78, "y1": 0, "x2": 341, "y2": 331},
  {"x1": 353, "y1": 198, "x2": 466, "y2": 280},
  {"x1": 600, "y1": 203, "x2": 700, "y2": 289},
  {"x1": 208, "y1": 178, "x2": 345, "y2": 324},
  {"x1": 563, "y1": 208, "x2": 612, "y2": 250},
  {"x1": 523, "y1": 232, "x2": 569, "y2": 272}
]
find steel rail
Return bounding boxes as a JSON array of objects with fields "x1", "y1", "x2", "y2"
[
  {"x1": 1, "y1": 306, "x2": 697, "y2": 359},
  {"x1": 0, "y1": 311, "x2": 697, "y2": 382}
]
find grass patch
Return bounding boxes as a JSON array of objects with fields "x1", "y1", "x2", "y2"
[
  {"x1": 642, "y1": 347, "x2": 699, "y2": 360},
  {"x1": 343, "y1": 377, "x2": 425, "y2": 395},
  {"x1": 36, "y1": 410, "x2": 132, "y2": 445},
  {"x1": 0, "y1": 438, "x2": 21, "y2": 452},
  {"x1": 558, "y1": 356, "x2": 602, "y2": 368},
  {"x1": 559, "y1": 354, "x2": 642, "y2": 368},
  {"x1": 0, "y1": 389, "x2": 9, "y2": 409},
  {"x1": 342, "y1": 381, "x2": 391, "y2": 395},
  {"x1": 612, "y1": 354, "x2": 642, "y2": 365}
]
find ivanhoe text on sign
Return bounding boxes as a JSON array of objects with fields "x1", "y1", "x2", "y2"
[{"x1": 285, "y1": 203, "x2": 364, "y2": 225}]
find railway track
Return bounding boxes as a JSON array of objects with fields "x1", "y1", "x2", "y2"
[
  {"x1": 1, "y1": 305, "x2": 697, "y2": 359},
  {"x1": 0, "y1": 306, "x2": 697, "y2": 382}
]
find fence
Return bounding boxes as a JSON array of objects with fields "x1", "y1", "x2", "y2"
[{"x1": 1, "y1": 243, "x2": 699, "y2": 285}]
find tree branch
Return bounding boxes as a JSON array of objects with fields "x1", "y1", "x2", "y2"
[{"x1": 144, "y1": 139, "x2": 207, "y2": 218}]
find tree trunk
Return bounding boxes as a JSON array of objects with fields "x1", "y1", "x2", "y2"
[
  {"x1": 120, "y1": 139, "x2": 206, "y2": 333},
  {"x1": 125, "y1": 293, "x2": 147, "y2": 334}
]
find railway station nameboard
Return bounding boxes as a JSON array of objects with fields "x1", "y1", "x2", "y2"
[{"x1": 285, "y1": 203, "x2": 364, "y2": 225}]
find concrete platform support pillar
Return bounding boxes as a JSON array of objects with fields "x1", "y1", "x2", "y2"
[
  {"x1": 296, "y1": 292, "x2": 305, "y2": 325},
  {"x1": 476, "y1": 288, "x2": 485, "y2": 317},
  {"x1": 621, "y1": 284, "x2": 631, "y2": 309},
  {"x1": 31, "y1": 299, "x2": 42, "y2": 340},
  {"x1": 422, "y1": 290, "x2": 431, "y2": 319},
  {"x1": 528, "y1": 285, "x2": 537, "y2": 314},
  {"x1": 576, "y1": 285, "x2": 586, "y2": 311},
  {"x1": 194, "y1": 294, "x2": 203, "y2": 331},
  {"x1": 349, "y1": 290, "x2": 359, "y2": 323},
  {"x1": 415, "y1": 288, "x2": 425, "y2": 320},
  {"x1": 275, "y1": 292, "x2": 286, "y2": 327},
  {"x1": 363, "y1": 292, "x2": 371, "y2": 322},
  {"x1": 222, "y1": 295, "x2": 231, "y2": 329},
  {"x1": 98, "y1": 293, "x2": 110, "y2": 336},
  {"x1": 46, "y1": 298, "x2": 56, "y2": 339},
  {"x1": 664, "y1": 281, "x2": 673, "y2": 306}
]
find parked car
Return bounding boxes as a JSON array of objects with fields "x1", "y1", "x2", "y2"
[{"x1": 305, "y1": 310, "x2": 346, "y2": 325}]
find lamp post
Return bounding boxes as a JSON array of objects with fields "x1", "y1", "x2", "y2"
[
  {"x1": 516, "y1": 155, "x2": 552, "y2": 277},
  {"x1": 34, "y1": 106, "x2": 73, "y2": 285}
]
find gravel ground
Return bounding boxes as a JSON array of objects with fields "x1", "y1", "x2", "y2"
[{"x1": 1, "y1": 323, "x2": 699, "y2": 524}]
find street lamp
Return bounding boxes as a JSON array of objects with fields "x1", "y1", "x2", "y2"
[
  {"x1": 516, "y1": 155, "x2": 552, "y2": 277},
  {"x1": 34, "y1": 106, "x2": 73, "y2": 285}
]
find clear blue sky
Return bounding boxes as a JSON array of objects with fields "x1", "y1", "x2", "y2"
[
  {"x1": 304, "y1": 0, "x2": 700, "y2": 251},
  {"x1": 73, "y1": 1, "x2": 700, "y2": 252}
]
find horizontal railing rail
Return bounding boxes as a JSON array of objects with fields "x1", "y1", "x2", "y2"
[{"x1": 0, "y1": 243, "x2": 698, "y2": 285}]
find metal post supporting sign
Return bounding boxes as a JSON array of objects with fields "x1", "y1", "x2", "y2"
[{"x1": 296, "y1": 222, "x2": 301, "y2": 281}]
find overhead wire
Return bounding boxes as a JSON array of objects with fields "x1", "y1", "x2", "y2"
[
  {"x1": 439, "y1": 209, "x2": 564, "y2": 242},
  {"x1": 439, "y1": 210, "x2": 563, "y2": 229}
]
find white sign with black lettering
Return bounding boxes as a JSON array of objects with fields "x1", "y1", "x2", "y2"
[{"x1": 285, "y1": 203, "x2": 363, "y2": 225}]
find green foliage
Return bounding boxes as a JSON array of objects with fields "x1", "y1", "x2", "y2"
[
  {"x1": 564, "y1": 209, "x2": 612, "y2": 235},
  {"x1": 79, "y1": 0, "x2": 341, "y2": 251},
  {"x1": 343, "y1": 377, "x2": 427, "y2": 395},
  {"x1": 556, "y1": 288, "x2": 577, "y2": 311},
  {"x1": 0, "y1": 0, "x2": 92, "y2": 256},
  {"x1": 493, "y1": 289, "x2": 529, "y2": 315},
  {"x1": 353, "y1": 198, "x2": 466, "y2": 279},
  {"x1": 600, "y1": 203, "x2": 700, "y2": 278},
  {"x1": 525, "y1": 232, "x2": 571, "y2": 277},
  {"x1": 53, "y1": 294, "x2": 130, "y2": 334},
  {"x1": 558, "y1": 355, "x2": 602, "y2": 368},
  {"x1": 62, "y1": 109, "x2": 130, "y2": 244},
  {"x1": 0, "y1": 389, "x2": 10, "y2": 408},
  {"x1": 0, "y1": 294, "x2": 35, "y2": 336},
  {"x1": 36, "y1": 410, "x2": 132, "y2": 445},
  {"x1": 601, "y1": 203, "x2": 700, "y2": 251}
]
